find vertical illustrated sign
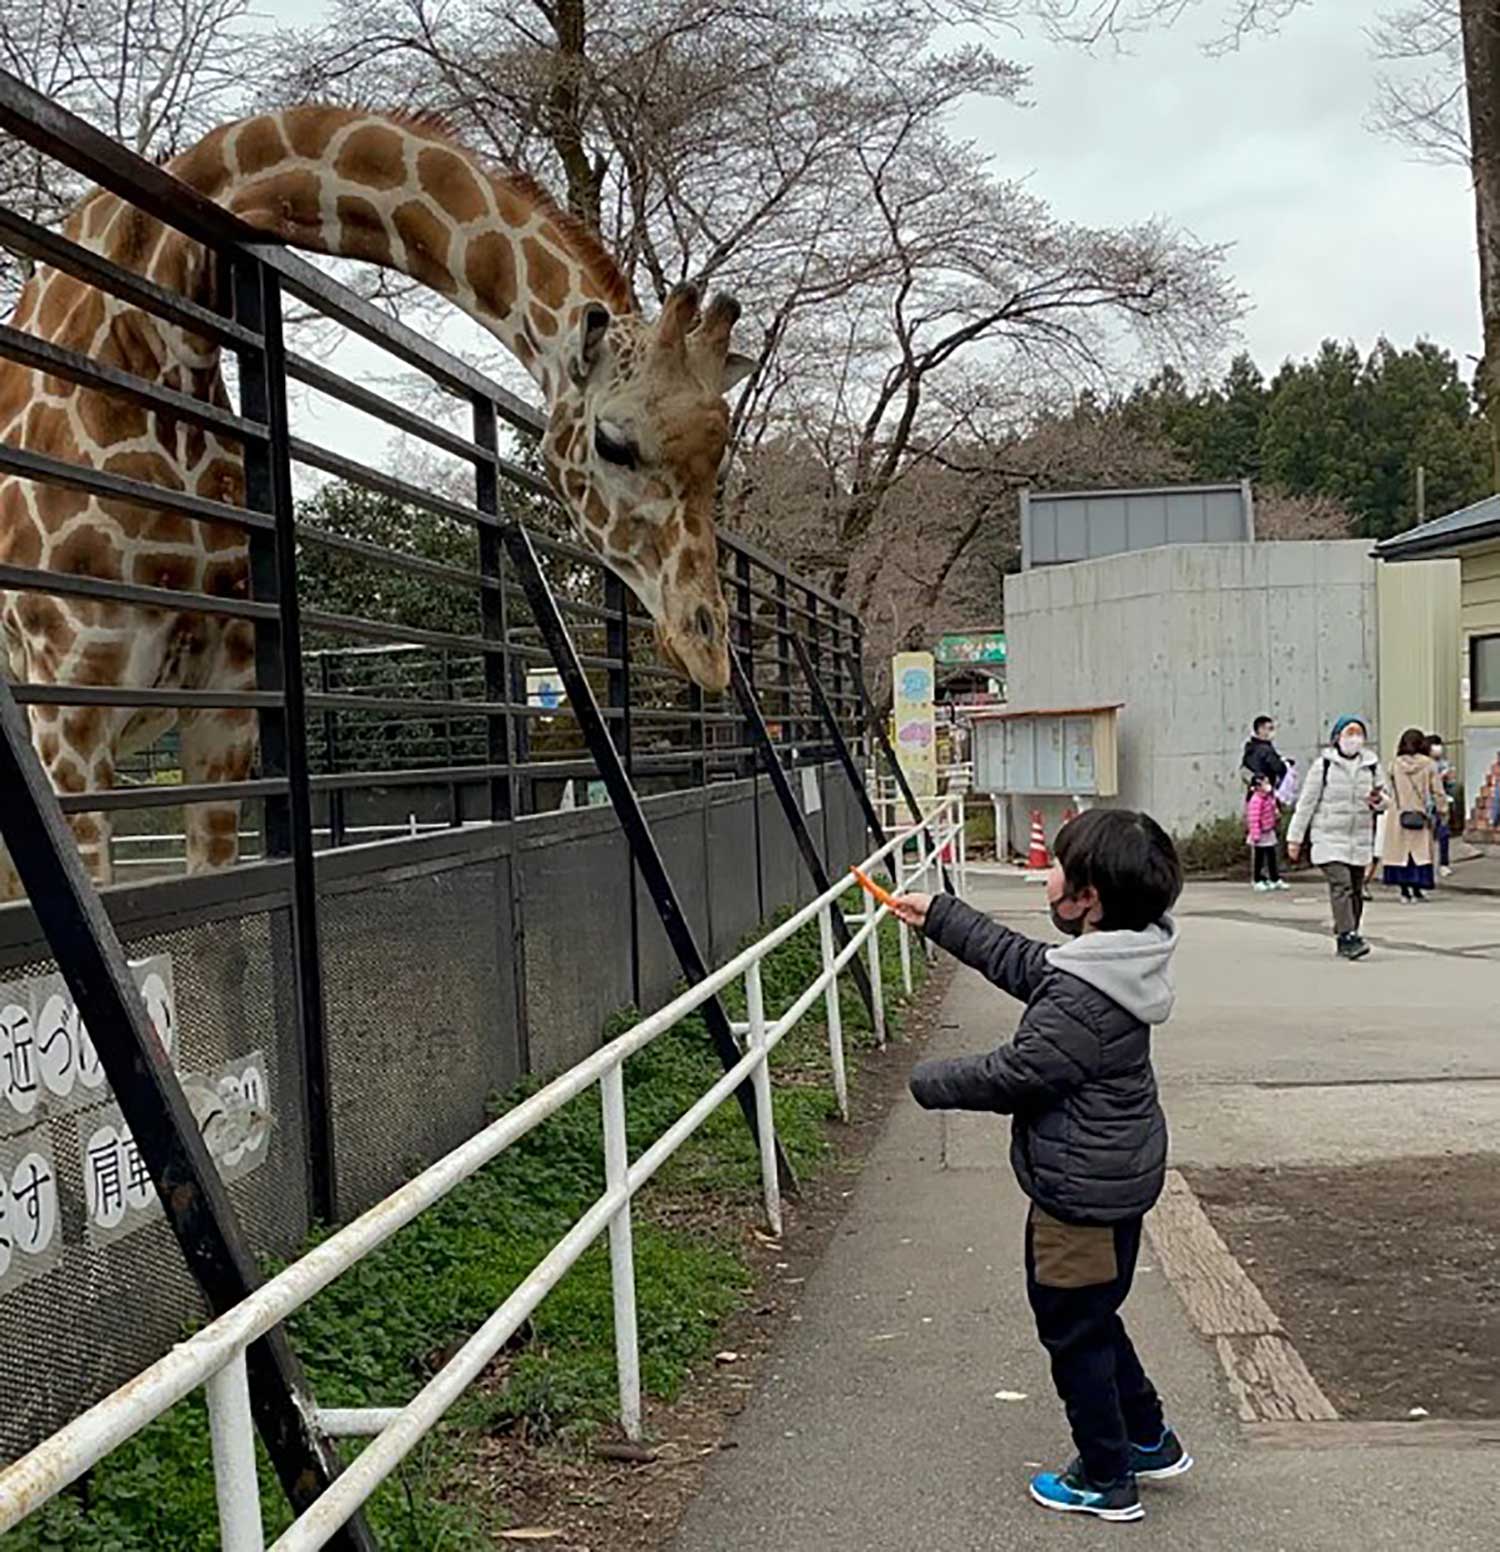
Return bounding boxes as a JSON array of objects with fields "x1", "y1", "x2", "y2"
[{"x1": 891, "y1": 651, "x2": 937, "y2": 797}]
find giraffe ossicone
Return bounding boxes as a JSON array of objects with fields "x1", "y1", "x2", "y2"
[{"x1": 0, "y1": 105, "x2": 755, "y2": 896}]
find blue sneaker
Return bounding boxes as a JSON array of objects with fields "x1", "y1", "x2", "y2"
[
  {"x1": 1029, "y1": 1467, "x2": 1143, "y2": 1522},
  {"x1": 1131, "y1": 1427, "x2": 1194, "y2": 1481}
]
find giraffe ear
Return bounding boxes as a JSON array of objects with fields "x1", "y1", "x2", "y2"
[
  {"x1": 721, "y1": 352, "x2": 756, "y2": 393},
  {"x1": 572, "y1": 303, "x2": 612, "y2": 385}
]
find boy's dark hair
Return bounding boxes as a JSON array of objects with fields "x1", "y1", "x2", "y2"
[
  {"x1": 1397, "y1": 726, "x2": 1429, "y2": 757},
  {"x1": 1253, "y1": 715, "x2": 1274, "y2": 735},
  {"x1": 1054, "y1": 808, "x2": 1183, "y2": 932}
]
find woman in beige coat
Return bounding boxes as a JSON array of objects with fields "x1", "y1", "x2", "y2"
[{"x1": 1381, "y1": 728, "x2": 1449, "y2": 903}]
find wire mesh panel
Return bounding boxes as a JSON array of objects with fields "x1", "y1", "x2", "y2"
[
  {"x1": 0, "y1": 905, "x2": 308, "y2": 1459},
  {"x1": 318, "y1": 852, "x2": 521, "y2": 1216}
]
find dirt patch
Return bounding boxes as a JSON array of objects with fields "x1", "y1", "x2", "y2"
[
  {"x1": 1186, "y1": 1154, "x2": 1500, "y2": 1421},
  {"x1": 452, "y1": 961, "x2": 955, "y2": 1551}
]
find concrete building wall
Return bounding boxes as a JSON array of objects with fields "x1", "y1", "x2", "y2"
[
  {"x1": 1002, "y1": 541, "x2": 1378, "y2": 840},
  {"x1": 1376, "y1": 558, "x2": 1461, "y2": 769}
]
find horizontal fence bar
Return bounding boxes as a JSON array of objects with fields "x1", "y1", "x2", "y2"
[
  {"x1": 0, "y1": 441, "x2": 274, "y2": 533},
  {"x1": 285, "y1": 353, "x2": 489, "y2": 468},
  {"x1": 0, "y1": 323, "x2": 267, "y2": 442},
  {"x1": 0, "y1": 562, "x2": 279, "y2": 625},
  {"x1": 57, "y1": 778, "x2": 287, "y2": 814},
  {"x1": 0, "y1": 204, "x2": 260, "y2": 350},
  {"x1": 9, "y1": 684, "x2": 281, "y2": 710}
]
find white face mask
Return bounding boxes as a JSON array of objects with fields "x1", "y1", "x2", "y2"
[{"x1": 1338, "y1": 732, "x2": 1365, "y2": 757}]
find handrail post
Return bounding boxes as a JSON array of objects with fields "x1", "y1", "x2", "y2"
[
  {"x1": 206, "y1": 1350, "x2": 266, "y2": 1552},
  {"x1": 817, "y1": 903, "x2": 849, "y2": 1122},
  {"x1": 600, "y1": 1063, "x2": 642, "y2": 1441},
  {"x1": 862, "y1": 891, "x2": 887, "y2": 1047},
  {"x1": 897, "y1": 907, "x2": 913, "y2": 997},
  {"x1": 745, "y1": 962, "x2": 782, "y2": 1237}
]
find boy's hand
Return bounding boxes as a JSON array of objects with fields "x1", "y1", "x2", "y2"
[
  {"x1": 1287, "y1": 843, "x2": 1301, "y2": 863},
  {"x1": 892, "y1": 892, "x2": 932, "y2": 928}
]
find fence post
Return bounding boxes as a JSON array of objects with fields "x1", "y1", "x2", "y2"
[
  {"x1": 600, "y1": 1063, "x2": 642, "y2": 1441},
  {"x1": 470, "y1": 395, "x2": 515, "y2": 825},
  {"x1": 232, "y1": 256, "x2": 338, "y2": 1226},
  {"x1": 319, "y1": 653, "x2": 346, "y2": 849},
  {"x1": 863, "y1": 891, "x2": 887, "y2": 1048},
  {"x1": 604, "y1": 573, "x2": 641, "y2": 1008},
  {"x1": 745, "y1": 960, "x2": 782, "y2": 1237},
  {"x1": 898, "y1": 911, "x2": 913, "y2": 998},
  {"x1": 817, "y1": 903, "x2": 850, "y2": 1122},
  {"x1": 206, "y1": 1351, "x2": 266, "y2": 1552}
]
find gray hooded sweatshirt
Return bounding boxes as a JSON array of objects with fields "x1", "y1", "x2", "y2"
[{"x1": 910, "y1": 898, "x2": 1176, "y2": 1224}]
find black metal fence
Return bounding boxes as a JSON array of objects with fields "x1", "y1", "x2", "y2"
[{"x1": 0, "y1": 74, "x2": 887, "y2": 1485}]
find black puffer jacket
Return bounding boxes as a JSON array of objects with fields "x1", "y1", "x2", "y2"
[{"x1": 909, "y1": 895, "x2": 1176, "y2": 1225}]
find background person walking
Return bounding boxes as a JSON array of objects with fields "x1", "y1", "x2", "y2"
[
  {"x1": 1288, "y1": 716, "x2": 1388, "y2": 960},
  {"x1": 1382, "y1": 729, "x2": 1449, "y2": 903}
]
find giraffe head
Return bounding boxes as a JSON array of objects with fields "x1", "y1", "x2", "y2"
[{"x1": 542, "y1": 283, "x2": 754, "y2": 694}]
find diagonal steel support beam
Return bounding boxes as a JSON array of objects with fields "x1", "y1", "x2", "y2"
[
  {"x1": 0, "y1": 676, "x2": 378, "y2": 1551},
  {"x1": 728, "y1": 649, "x2": 877, "y2": 1027},
  {"x1": 789, "y1": 635, "x2": 888, "y2": 851},
  {"x1": 845, "y1": 652, "x2": 955, "y2": 896},
  {"x1": 501, "y1": 524, "x2": 797, "y2": 1196}
]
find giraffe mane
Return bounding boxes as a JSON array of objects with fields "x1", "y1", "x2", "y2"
[{"x1": 500, "y1": 170, "x2": 638, "y2": 316}]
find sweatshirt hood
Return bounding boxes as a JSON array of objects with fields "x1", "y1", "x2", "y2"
[{"x1": 1044, "y1": 916, "x2": 1179, "y2": 1025}]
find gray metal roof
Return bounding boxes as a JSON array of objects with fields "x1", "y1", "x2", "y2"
[{"x1": 1374, "y1": 492, "x2": 1500, "y2": 560}]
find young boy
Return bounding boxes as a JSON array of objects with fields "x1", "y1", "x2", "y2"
[{"x1": 893, "y1": 808, "x2": 1189, "y2": 1524}]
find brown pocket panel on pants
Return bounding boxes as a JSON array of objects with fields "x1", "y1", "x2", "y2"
[{"x1": 1032, "y1": 1208, "x2": 1118, "y2": 1289}]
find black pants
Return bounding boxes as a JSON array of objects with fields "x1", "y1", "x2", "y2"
[
  {"x1": 1252, "y1": 844, "x2": 1280, "y2": 883},
  {"x1": 1025, "y1": 1208, "x2": 1164, "y2": 1485},
  {"x1": 1321, "y1": 861, "x2": 1365, "y2": 937}
]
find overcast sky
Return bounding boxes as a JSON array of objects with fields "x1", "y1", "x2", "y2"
[
  {"x1": 954, "y1": 0, "x2": 1480, "y2": 378},
  {"x1": 250, "y1": 0, "x2": 1479, "y2": 462}
]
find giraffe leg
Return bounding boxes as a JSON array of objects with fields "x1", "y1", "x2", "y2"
[
  {"x1": 178, "y1": 704, "x2": 258, "y2": 874},
  {"x1": 0, "y1": 705, "x2": 118, "y2": 897}
]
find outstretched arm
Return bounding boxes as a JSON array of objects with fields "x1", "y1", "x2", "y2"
[
  {"x1": 899, "y1": 894, "x2": 1052, "y2": 1002},
  {"x1": 909, "y1": 1001, "x2": 1099, "y2": 1114}
]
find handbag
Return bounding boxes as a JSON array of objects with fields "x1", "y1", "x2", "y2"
[{"x1": 1399, "y1": 810, "x2": 1428, "y2": 831}]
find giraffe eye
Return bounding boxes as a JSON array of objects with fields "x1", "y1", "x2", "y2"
[{"x1": 594, "y1": 423, "x2": 639, "y2": 471}]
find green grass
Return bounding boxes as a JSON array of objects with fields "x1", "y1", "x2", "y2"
[{"x1": 4, "y1": 890, "x2": 921, "y2": 1550}]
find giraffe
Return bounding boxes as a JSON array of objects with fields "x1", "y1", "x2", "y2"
[{"x1": 0, "y1": 105, "x2": 754, "y2": 900}]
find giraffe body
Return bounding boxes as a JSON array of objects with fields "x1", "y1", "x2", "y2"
[{"x1": 0, "y1": 107, "x2": 751, "y2": 899}]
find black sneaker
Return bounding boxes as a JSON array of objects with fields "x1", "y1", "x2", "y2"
[
  {"x1": 1131, "y1": 1427, "x2": 1194, "y2": 1481},
  {"x1": 1336, "y1": 933, "x2": 1370, "y2": 960},
  {"x1": 1030, "y1": 1466, "x2": 1143, "y2": 1522}
]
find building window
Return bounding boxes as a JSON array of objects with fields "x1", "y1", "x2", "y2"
[{"x1": 1472, "y1": 634, "x2": 1500, "y2": 712}]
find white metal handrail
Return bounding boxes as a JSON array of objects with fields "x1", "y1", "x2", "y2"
[{"x1": 0, "y1": 795, "x2": 967, "y2": 1550}]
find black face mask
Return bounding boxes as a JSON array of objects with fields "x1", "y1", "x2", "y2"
[{"x1": 1050, "y1": 900, "x2": 1087, "y2": 937}]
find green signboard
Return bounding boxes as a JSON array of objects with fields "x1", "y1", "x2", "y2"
[{"x1": 936, "y1": 631, "x2": 1006, "y2": 667}]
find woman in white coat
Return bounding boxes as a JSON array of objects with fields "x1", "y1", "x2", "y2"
[{"x1": 1287, "y1": 716, "x2": 1389, "y2": 960}]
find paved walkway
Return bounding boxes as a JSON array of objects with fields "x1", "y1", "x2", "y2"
[{"x1": 669, "y1": 872, "x2": 1499, "y2": 1550}]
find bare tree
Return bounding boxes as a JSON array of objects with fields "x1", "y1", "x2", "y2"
[
  {"x1": 0, "y1": 0, "x2": 263, "y2": 306},
  {"x1": 1369, "y1": 0, "x2": 1469, "y2": 165},
  {"x1": 1252, "y1": 487, "x2": 1355, "y2": 538}
]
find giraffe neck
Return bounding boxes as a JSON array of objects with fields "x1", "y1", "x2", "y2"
[{"x1": 166, "y1": 107, "x2": 635, "y2": 403}]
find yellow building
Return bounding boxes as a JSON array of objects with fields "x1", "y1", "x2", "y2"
[{"x1": 1376, "y1": 501, "x2": 1498, "y2": 840}]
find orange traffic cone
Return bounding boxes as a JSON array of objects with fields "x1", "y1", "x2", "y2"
[{"x1": 1026, "y1": 810, "x2": 1050, "y2": 870}]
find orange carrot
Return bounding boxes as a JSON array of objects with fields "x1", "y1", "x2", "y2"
[{"x1": 849, "y1": 865, "x2": 899, "y2": 910}]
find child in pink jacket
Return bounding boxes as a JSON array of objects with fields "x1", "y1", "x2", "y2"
[{"x1": 1246, "y1": 776, "x2": 1285, "y2": 892}]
